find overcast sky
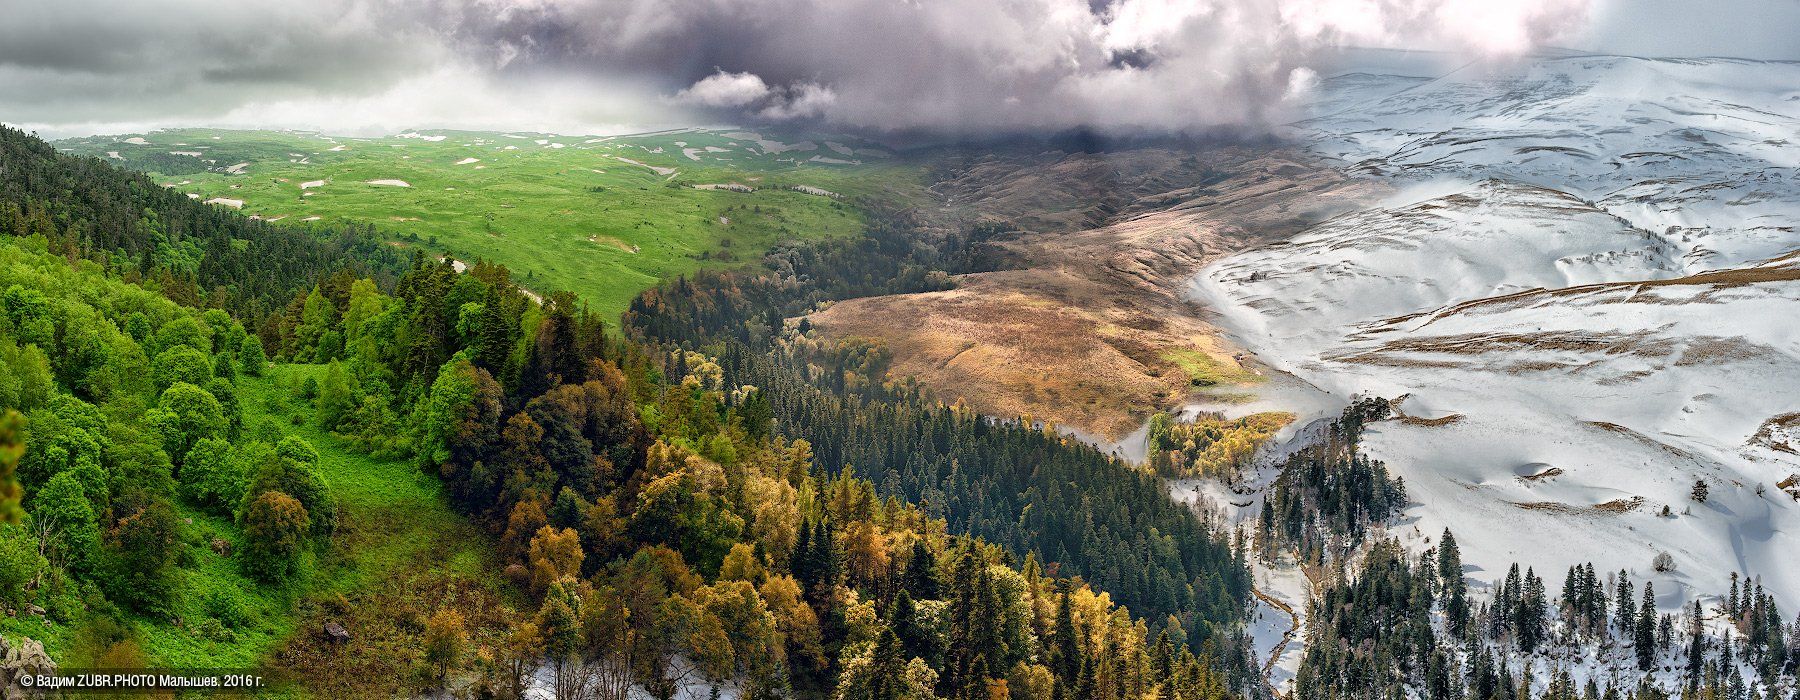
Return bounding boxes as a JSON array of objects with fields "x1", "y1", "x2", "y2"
[{"x1": 1, "y1": 0, "x2": 1794, "y2": 139}]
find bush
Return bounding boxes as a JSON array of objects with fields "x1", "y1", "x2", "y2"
[
  {"x1": 193, "y1": 616, "x2": 235, "y2": 643},
  {"x1": 0, "y1": 522, "x2": 46, "y2": 607},
  {"x1": 241, "y1": 491, "x2": 309, "y2": 584},
  {"x1": 238, "y1": 336, "x2": 267, "y2": 377},
  {"x1": 203, "y1": 587, "x2": 253, "y2": 629}
]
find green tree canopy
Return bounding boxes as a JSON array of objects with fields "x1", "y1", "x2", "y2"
[{"x1": 241, "y1": 490, "x2": 309, "y2": 583}]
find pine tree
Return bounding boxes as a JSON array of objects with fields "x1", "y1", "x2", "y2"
[
  {"x1": 870, "y1": 627, "x2": 908, "y2": 700},
  {"x1": 1636, "y1": 582, "x2": 1658, "y2": 671},
  {"x1": 1728, "y1": 573, "x2": 1741, "y2": 620},
  {"x1": 473, "y1": 285, "x2": 515, "y2": 375},
  {"x1": 1518, "y1": 567, "x2": 1547, "y2": 653},
  {"x1": 1584, "y1": 563, "x2": 1608, "y2": 634},
  {"x1": 1439, "y1": 529, "x2": 1469, "y2": 636},
  {"x1": 904, "y1": 538, "x2": 940, "y2": 599},
  {"x1": 1052, "y1": 587, "x2": 1082, "y2": 685},
  {"x1": 1687, "y1": 599, "x2": 1706, "y2": 691},
  {"x1": 1616, "y1": 572, "x2": 1637, "y2": 638},
  {"x1": 1496, "y1": 563, "x2": 1523, "y2": 640},
  {"x1": 946, "y1": 544, "x2": 1000, "y2": 699}
]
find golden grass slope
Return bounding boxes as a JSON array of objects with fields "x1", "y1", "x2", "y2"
[{"x1": 811, "y1": 146, "x2": 1383, "y2": 440}]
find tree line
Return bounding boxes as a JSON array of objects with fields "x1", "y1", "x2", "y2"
[{"x1": 1294, "y1": 530, "x2": 1797, "y2": 699}]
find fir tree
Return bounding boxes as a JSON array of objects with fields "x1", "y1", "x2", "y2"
[
  {"x1": 1636, "y1": 582, "x2": 1658, "y2": 671},
  {"x1": 904, "y1": 538, "x2": 940, "y2": 600},
  {"x1": 1439, "y1": 529, "x2": 1470, "y2": 636},
  {"x1": 1688, "y1": 599, "x2": 1706, "y2": 691}
]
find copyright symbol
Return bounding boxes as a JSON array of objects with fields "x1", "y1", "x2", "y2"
[{"x1": 18, "y1": 674, "x2": 33, "y2": 687}]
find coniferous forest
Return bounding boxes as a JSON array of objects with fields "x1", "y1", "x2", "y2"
[{"x1": 0, "y1": 125, "x2": 1252, "y2": 698}]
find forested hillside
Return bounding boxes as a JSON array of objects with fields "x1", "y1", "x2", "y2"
[
  {"x1": 0, "y1": 125, "x2": 406, "y2": 324},
  {"x1": 623, "y1": 212, "x2": 1259, "y2": 684},
  {"x1": 0, "y1": 231, "x2": 397, "y2": 670},
  {"x1": 0, "y1": 126, "x2": 1256, "y2": 698}
]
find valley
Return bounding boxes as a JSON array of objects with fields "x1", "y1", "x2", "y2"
[
  {"x1": 7, "y1": 1, "x2": 1800, "y2": 698},
  {"x1": 4, "y1": 48, "x2": 1796, "y2": 700}
]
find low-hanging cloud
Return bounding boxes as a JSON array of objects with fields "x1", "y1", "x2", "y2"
[
  {"x1": 669, "y1": 70, "x2": 835, "y2": 120},
  {"x1": 1, "y1": 0, "x2": 1596, "y2": 137}
]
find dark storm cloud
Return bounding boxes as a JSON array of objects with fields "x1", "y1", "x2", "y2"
[
  {"x1": 433, "y1": 0, "x2": 1598, "y2": 135},
  {"x1": 25, "y1": 0, "x2": 1773, "y2": 138}
]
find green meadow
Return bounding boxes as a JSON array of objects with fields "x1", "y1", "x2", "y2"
[{"x1": 57, "y1": 128, "x2": 923, "y2": 320}]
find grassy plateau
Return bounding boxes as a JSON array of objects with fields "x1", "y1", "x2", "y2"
[{"x1": 57, "y1": 128, "x2": 924, "y2": 320}]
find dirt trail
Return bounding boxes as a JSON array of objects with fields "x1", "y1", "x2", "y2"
[{"x1": 1251, "y1": 585, "x2": 1300, "y2": 700}]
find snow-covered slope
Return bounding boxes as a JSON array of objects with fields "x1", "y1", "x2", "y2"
[
  {"x1": 1201, "y1": 179, "x2": 1684, "y2": 358},
  {"x1": 1302, "y1": 56, "x2": 1800, "y2": 271},
  {"x1": 1196, "y1": 55, "x2": 1800, "y2": 611}
]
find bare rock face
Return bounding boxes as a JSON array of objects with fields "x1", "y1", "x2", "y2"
[{"x1": 0, "y1": 635, "x2": 56, "y2": 694}]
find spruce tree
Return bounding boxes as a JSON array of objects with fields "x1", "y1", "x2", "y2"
[
  {"x1": 1687, "y1": 599, "x2": 1706, "y2": 691},
  {"x1": 1439, "y1": 529, "x2": 1469, "y2": 636},
  {"x1": 870, "y1": 627, "x2": 908, "y2": 700},
  {"x1": 904, "y1": 538, "x2": 940, "y2": 599},
  {"x1": 1728, "y1": 572, "x2": 1741, "y2": 619},
  {"x1": 1518, "y1": 567, "x2": 1547, "y2": 653},
  {"x1": 1052, "y1": 588, "x2": 1082, "y2": 684},
  {"x1": 1616, "y1": 572, "x2": 1637, "y2": 638},
  {"x1": 1636, "y1": 582, "x2": 1658, "y2": 671}
]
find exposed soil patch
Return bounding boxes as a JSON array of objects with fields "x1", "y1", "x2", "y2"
[
  {"x1": 1398, "y1": 413, "x2": 1465, "y2": 427},
  {"x1": 1514, "y1": 495, "x2": 1642, "y2": 515},
  {"x1": 1749, "y1": 413, "x2": 1800, "y2": 454},
  {"x1": 588, "y1": 234, "x2": 640, "y2": 253}
]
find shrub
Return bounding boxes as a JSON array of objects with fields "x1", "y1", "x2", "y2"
[
  {"x1": 204, "y1": 587, "x2": 253, "y2": 629},
  {"x1": 241, "y1": 491, "x2": 309, "y2": 583}
]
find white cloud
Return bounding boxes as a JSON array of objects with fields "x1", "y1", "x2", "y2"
[
  {"x1": 672, "y1": 70, "x2": 772, "y2": 108},
  {"x1": 757, "y1": 83, "x2": 836, "y2": 120}
]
